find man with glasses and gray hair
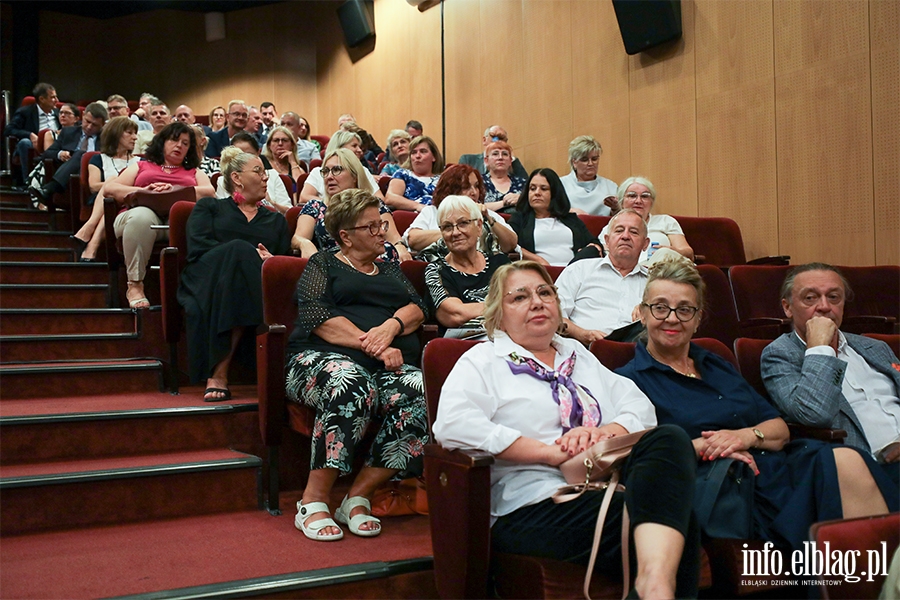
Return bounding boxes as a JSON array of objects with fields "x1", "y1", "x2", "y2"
[
  {"x1": 555, "y1": 209, "x2": 651, "y2": 345},
  {"x1": 458, "y1": 125, "x2": 528, "y2": 179},
  {"x1": 206, "y1": 100, "x2": 248, "y2": 158}
]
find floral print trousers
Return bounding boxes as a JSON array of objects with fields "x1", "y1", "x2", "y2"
[{"x1": 285, "y1": 350, "x2": 428, "y2": 477}]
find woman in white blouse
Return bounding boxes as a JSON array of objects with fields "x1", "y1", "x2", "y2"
[
  {"x1": 559, "y1": 135, "x2": 618, "y2": 216},
  {"x1": 433, "y1": 261, "x2": 700, "y2": 598}
]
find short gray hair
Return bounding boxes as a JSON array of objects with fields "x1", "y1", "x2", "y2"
[
  {"x1": 780, "y1": 263, "x2": 853, "y2": 303},
  {"x1": 437, "y1": 195, "x2": 481, "y2": 223},
  {"x1": 617, "y1": 176, "x2": 657, "y2": 205},
  {"x1": 607, "y1": 208, "x2": 648, "y2": 238}
]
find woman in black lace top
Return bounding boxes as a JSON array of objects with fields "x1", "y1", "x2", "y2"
[{"x1": 285, "y1": 189, "x2": 429, "y2": 543}]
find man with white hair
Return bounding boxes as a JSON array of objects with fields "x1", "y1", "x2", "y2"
[{"x1": 458, "y1": 125, "x2": 527, "y2": 179}]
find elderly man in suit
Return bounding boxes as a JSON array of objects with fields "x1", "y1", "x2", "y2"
[
  {"x1": 762, "y1": 263, "x2": 900, "y2": 467},
  {"x1": 4, "y1": 83, "x2": 60, "y2": 187},
  {"x1": 29, "y1": 102, "x2": 107, "y2": 207},
  {"x1": 458, "y1": 125, "x2": 528, "y2": 179}
]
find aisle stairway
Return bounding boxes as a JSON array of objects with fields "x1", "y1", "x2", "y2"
[{"x1": 0, "y1": 188, "x2": 435, "y2": 599}]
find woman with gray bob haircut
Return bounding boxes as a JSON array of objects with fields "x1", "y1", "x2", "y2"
[{"x1": 559, "y1": 135, "x2": 618, "y2": 216}]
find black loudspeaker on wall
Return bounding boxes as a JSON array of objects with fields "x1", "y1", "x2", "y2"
[
  {"x1": 611, "y1": 0, "x2": 682, "y2": 55},
  {"x1": 337, "y1": 0, "x2": 375, "y2": 48}
]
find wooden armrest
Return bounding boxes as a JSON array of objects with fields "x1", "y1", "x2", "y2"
[
  {"x1": 747, "y1": 255, "x2": 790, "y2": 266},
  {"x1": 256, "y1": 324, "x2": 287, "y2": 446},
  {"x1": 102, "y1": 197, "x2": 121, "y2": 269},
  {"x1": 788, "y1": 423, "x2": 847, "y2": 443},
  {"x1": 424, "y1": 443, "x2": 494, "y2": 599},
  {"x1": 842, "y1": 316, "x2": 897, "y2": 335},
  {"x1": 693, "y1": 254, "x2": 707, "y2": 264}
]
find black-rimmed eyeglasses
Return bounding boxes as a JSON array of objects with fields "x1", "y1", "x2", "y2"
[{"x1": 642, "y1": 303, "x2": 699, "y2": 321}]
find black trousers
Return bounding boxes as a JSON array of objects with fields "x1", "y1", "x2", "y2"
[{"x1": 492, "y1": 425, "x2": 700, "y2": 597}]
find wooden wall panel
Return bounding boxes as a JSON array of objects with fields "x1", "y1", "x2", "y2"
[
  {"x1": 444, "y1": 0, "x2": 485, "y2": 162},
  {"x1": 478, "y1": 1, "x2": 527, "y2": 162},
  {"x1": 570, "y1": 1, "x2": 631, "y2": 185},
  {"x1": 697, "y1": 81, "x2": 777, "y2": 260},
  {"x1": 870, "y1": 0, "x2": 899, "y2": 265},
  {"x1": 774, "y1": 0, "x2": 869, "y2": 76},
  {"x1": 775, "y1": 53, "x2": 873, "y2": 265}
]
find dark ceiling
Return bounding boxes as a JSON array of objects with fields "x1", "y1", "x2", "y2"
[{"x1": 16, "y1": 1, "x2": 286, "y2": 20}]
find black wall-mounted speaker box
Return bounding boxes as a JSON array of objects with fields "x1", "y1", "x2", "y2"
[
  {"x1": 612, "y1": 0, "x2": 682, "y2": 55},
  {"x1": 337, "y1": 0, "x2": 376, "y2": 48}
]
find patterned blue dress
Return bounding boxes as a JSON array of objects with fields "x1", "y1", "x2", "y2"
[{"x1": 391, "y1": 169, "x2": 439, "y2": 206}]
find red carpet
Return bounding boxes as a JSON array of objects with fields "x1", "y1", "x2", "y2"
[{"x1": 0, "y1": 494, "x2": 433, "y2": 598}]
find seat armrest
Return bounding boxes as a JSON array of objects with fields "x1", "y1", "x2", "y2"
[
  {"x1": 424, "y1": 444, "x2": 494, "y2": 599},
  {"x1": 159, "y1": 247, "x2": 180, "y2": 343},
  {"x1": 747, "y1": 255, "x2": 790, "y2": 266},
  {"x1": 842, "y1": 315, "x2": 897, "y2": 335},
  {"x1": 788, "y1": 423, "x2": 847, "y2": 443},
  {"x1": 68, "y1": 173, "x2": 82, "y2": 230},
  {"x1": 102, "y1": 197, "x2": 121, "y2": 269},
  {"x1": 693, "y1": 254, "x2": 707, "y2": 265},
  {"x1": 739, "y1": 317, "x2": 791, "y2": 339},
  {"x1": 256, "y1": 324, "x2": 287, "y2": 447}
]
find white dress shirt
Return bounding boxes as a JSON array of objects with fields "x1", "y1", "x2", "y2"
[
  {"x1": 433, "y1": 333, "x2": 656, "y2": 522},
  {"x1": 38, "y1": 106, "x2": 59, "y2": 132},
  {"x1": 804, "y1": 332, "x2": 900, "y2": 456},
  {"x1": 556, "y1": 256, "x2": 648, "y2": 334}
]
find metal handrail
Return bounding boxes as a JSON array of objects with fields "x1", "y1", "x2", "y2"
[{"x1": 2, "y1": 90, "x2": 11, "y2": 175}]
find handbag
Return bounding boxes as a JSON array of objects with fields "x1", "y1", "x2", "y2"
[
  {"x1": 370, "y1": 477, "x2": 428, "y2": 517},
  {"x1": 124, "y1": 185, "x2": 194, "y2": 219},
  {"x1": 551, "y1": 428, "x2": 652, "y2": 600},
  {"x1": 694, "y1": 457, "x2": 756, "y2": 539}
]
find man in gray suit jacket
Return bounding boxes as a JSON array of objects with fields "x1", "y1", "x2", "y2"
[{"x1": 762, "y1": 263, "x2": 900, "y2": 464}]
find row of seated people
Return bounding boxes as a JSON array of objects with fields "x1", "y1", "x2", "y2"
[{"x1": 166, "y1": 165, "x2": 900, "y2": 573}]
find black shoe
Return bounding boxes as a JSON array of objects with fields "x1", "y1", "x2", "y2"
[
  {"x1": 28, "y1": 186, "x2": 50, "y2": 209},
  {"x1": 70, "y1": 235, "x2": 88, "y2": 260},
  {"x1": 79, "y1": 257, "x2": 96, "y2": 263}
]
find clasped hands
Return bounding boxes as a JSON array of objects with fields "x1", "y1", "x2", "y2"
[
  {"x1": 359, "y1": 319, "x2": 403, "y2": 370},
  {"x1": 694, "y1": 429, "x2": 760, "y2": 475},
  {"x1": 544, "y1": 423, "x2": 629, "y2": 466}
]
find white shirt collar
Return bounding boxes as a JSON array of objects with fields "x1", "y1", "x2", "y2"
[{"x1": 599, "y1": 255, "x2": 646, "y2": 277}]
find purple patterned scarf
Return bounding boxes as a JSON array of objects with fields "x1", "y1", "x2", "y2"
[{"x1": 506, "y1": 351, "x2": 601, "y2": 432}]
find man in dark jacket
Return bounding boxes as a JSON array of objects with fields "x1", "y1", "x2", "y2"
[{"x1": 4, "y1": 83, "x2": 60, "y2": 186}]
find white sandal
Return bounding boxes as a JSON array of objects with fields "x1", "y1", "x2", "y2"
[
  {"x1": 334, "y1": 495, "x2": 381, "y2": 537},
  {"x1": 294, "y1": 500, "x2": 343, "y2": 541}
]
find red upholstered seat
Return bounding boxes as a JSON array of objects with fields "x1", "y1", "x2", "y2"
[
  {"x1": 696, "y1": 264, "x2": 740, "y2": 349},
  {"x1": 390, "y1": 210, "x2": 417, "y2": 236},
  {"x1": 728, "y1": 265, "x2": 794, "y2": 339},
  {"x1": 674, "y1": 215, "x2": 789, "y2": 267},
  {"x1": 72, "y1": 150, "x2": 100, "y2": 224},
  {"x1": 159, "y1": 201, "x2": 195, "y2": 391},
  {"x1": 841, "y1": 265, "x2": 899, "y2": 335},
  {"x1": 862, "y1": 333, "x2": 899, "y2": 357},
  {"x1": 577, "y1": 214, "x2": 610, "y2": 239}
]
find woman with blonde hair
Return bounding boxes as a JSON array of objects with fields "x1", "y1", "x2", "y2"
[
  {"x1": 262, "y1": 125, "x2": 306, "y2": 185},
  {"x1": 299, "y1": 130, "x2": 383, "y2": 204},
  {"x1": 559, "y1": 135, "x2": 618, "y2": 216},
  {"x1": 292, "y1": 148, "x2": 410, "y2": 261},
  {"x1": 380, "y1": 129, "x2": 411, "y2": 177}
]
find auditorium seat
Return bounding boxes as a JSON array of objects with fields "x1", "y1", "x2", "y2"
[
  {"x1": 577, "y1": 214, "x2": 610, "y2": 239},
  {"x1": 70, "y1": 151, "x2": 100, "y2": 227},
  {"x1": 391, "y1": 209, "x2": 416, "y2": 236},
  {"x1": 674, "y1": 216, "x2": 789, "y2": 267},
  {"x1": 841, "y1": 265, "x2": 899, "y2": 335},
  {"x1": 696, "y1": 264, "x2": 740, "y2": 348},
  {"x1": 862, "y1": 333, "x2": 899, "y2": 357},
  {"x1": 728, "y1": 265, "x2": 793, "y2": 339},
  {"x1": 159, "y1": 200, "x2": 195, "y2": 391}
]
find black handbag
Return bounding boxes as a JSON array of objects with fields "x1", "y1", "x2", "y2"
[{"x1": 694, "y1": 457, "x2": 756, "y2": 539}]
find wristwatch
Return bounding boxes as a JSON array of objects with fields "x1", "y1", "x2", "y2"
[{"x1": 752, "y1": 428, "x2": 765, "y2": 447}]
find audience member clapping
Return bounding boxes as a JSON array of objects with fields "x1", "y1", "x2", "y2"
[
  {"x1": 385, "y1": 135, "x2": 444, "y2": 212},
  {"x1": 509, "y1": 168, "x2": 602, "y2": 267}
]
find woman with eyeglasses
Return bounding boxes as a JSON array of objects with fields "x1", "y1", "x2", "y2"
[
  {"x1": 206, "y1": 106, "x2": 226, "y2": 134},
  {"x1": 405, "y1": 163, "x2": 517, "y2": 262},
  {"x1": 292, "y1": 148, "x2": 411, "y2": 262},
  {"x1": 433, "y1": 260, "x2": 701, "y2": 598},
  {"x1": 262, "y1": 125, "x2": 306, "y2": 186},
  {"x1": 559, "y1": 135, "x2": 618, "y2": 216},
  {"x1": 481, "y1": 141, "x2": 526, "y2": 215},
  {"x1": 286, "y1": 188, "x2": 428, "y2": 542},
  {"x1": 299, "y1": 130, "x2": 384, "y2": 205},
  {"x1": 424, "y1": 195, "x2": 511, "y2": 335},
  {"x1": 41, "y1": 103, "x2": 79, "y2": 151},
  {"x1": 178, "y1": 148, "x2": 290, "y2": 401},
  {"x1": 616, "y1": 259, "x2": 895, "y2": 552},
  {"x1": 599, "y1": 177, "x2": 694, "y2": 263},
  {"x1": 215, "y1": 132, "x2": 292, "y2": 214}
]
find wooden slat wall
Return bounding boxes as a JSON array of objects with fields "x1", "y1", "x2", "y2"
[{"x1": 28, "y1": 0, "x2": 898, "y2": 265}]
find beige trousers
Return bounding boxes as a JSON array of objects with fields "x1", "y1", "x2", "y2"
[{"x1": 113, "y1": 207, "x2": 167, "y2": 282}]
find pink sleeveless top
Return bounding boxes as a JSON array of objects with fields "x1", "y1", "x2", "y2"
[{"x1": 134, "y1": 161, "x2": 198, "y2": 188}]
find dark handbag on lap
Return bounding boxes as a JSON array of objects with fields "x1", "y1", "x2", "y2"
[
  {"x1": 124, "y1": 185, "x2": 195, "y2": 219},
  {"x1": 551, "y1": 429, "x2": 653, "y2": 600},
  {"x1": 694, "y1": 457, "x2": 756, "y2": 539}
]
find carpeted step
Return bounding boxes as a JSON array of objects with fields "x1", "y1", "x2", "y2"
[
  {"x1": 0, "y1": 261, "x2": 108, "y2": 285},
  {"x1": 0, "y1": 230, "x2": 71, "y2": 248},
  {"x1": 0, "y1": 448, "x2": 263, "y2": 535},
  {"x1": 0, "y1": 220, "x2": 48, "y2": 230},
  {"x1": 0, "y1": 205, "x2": 53, "y2": 224},
  {"x1": 0, "y1": 389, "x2": 260, "y2": 464},
  {"x1": 0, "y1": 497, "x2": 433, "y2": 599},
  {"x1": 0, "y1": 308, "x2": 136, "y2": 336},
  {"x1": 0, "y1": 247, "x2": 74, "y2": 262},
  {"x1": 0, "y1": 359, "x2": 165, "y2": 399},
  {"x1": 0, "y1": 283, "x2": 110, "y2": 308},
  {"x1": 0, "y1": 192, "x2": 33, "y2": 207}
]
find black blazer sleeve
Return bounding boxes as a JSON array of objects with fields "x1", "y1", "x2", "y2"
[
  {"x1": 508, "y1": 210, "x2": 535, "y2": 252},
  {"x1": 42, "y1": 126, "x2": 80, "y2": 161},
  {"x1": 4, "y1": 105, "x2": 38, "y2": 140}
]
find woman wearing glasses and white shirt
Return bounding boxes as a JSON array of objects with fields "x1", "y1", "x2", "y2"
[
  {"x1": 600, "y1": 177, "x2": 694, "y2": 264},
  {"x1": 291, "y1": 148, "x2": 411, "y2": 262},
  {"x1": 559, "y1": 136, "x2": 618, "y2": 216}
]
